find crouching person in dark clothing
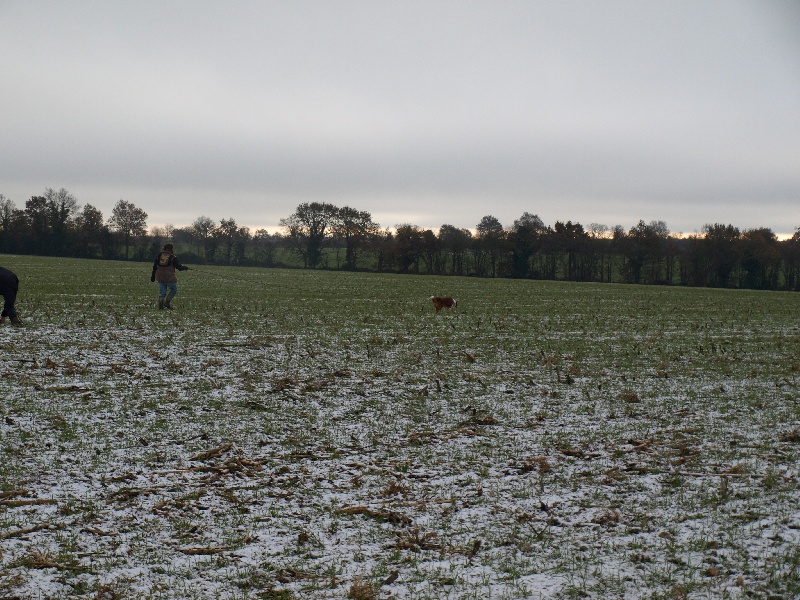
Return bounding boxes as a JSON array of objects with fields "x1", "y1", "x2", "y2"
[
  {"x1": 151, "y1": 243, "x2": 189, "y2": 310},
  {"x1": 0, "y1": 266, "x2": 22, "y2": 326}
]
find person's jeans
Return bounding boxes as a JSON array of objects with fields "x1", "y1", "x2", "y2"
[{"x1": 158, "y1": 282, "x2": 178, "y2": 298}]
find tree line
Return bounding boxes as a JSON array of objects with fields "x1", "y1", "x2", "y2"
[{"x1": 1, "y1": 189, "x2": 799, "y2": 291}]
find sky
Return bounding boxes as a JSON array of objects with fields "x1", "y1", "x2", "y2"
[{"x1": 1, "y1": 0, "x2": 798, "y2": 237}]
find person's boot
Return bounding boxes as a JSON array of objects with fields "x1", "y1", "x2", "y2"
[
  {"x1": 165, "y1": 290, "x2": 176, "y2": 310},
  {"x1": 9, "y1": 314, "x2": 22, "y2": 327},
  {"x1": 158, "y1": 297, "x2": 165, "y2": 310}
]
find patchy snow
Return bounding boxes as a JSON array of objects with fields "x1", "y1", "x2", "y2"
[{"x1": 1, "y1": 268, "x2": 800, "y2": 598}]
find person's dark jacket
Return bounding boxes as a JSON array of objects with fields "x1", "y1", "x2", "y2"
[
  {"x1": 0, "y1": 267, "x2": 19, "y2": 290},
  {"x1": 151, "y1": 251, "x2": 188, "y2": 283}
]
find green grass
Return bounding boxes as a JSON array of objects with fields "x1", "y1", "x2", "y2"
[{"x1": 1, "y1": 254, "x2": 799, "y2": 599}]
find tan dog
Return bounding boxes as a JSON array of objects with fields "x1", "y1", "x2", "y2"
[{"x1": 430, "y1": 296, "x2": 457, "y2": 311}]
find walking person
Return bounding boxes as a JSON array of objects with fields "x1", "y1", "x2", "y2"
[
  {"x1": 151, "y1": 243, "x2": 189, "y2": 309},
  {"x1": 0, "y1": 266, "x2": 22, "y2": 326}
]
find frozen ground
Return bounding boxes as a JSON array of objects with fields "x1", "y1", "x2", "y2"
[{"x1": 1, "y1": 261, "x2": 799, "y2": 598}]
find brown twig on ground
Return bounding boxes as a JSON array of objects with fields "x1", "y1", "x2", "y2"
[
  {"x1": 0, "y1": 524, "x2": 51, "y2": 540},
  {"x1": 337, "y1": 505, "x2": 413, "y2": 527},
  {"x1": 0, "y1": 498, "x2": 57, "y2": 507},
  {"x1": 189, "y1": 442, "x2": 234, "y2": 461},
  {"x1": 179, "y1": 546, "x2": 228, "y2": 555}
]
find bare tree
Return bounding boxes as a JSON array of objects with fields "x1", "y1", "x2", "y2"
[
  {"x1": 476, "y1": 215, "x2": 505, "y2": 277},
  {"x1": 0, "y1": 194, "x2": 17, "y2": 253},
  {"x1": 215, "y1": 217, "x2": 250, "y2": 264},
  {"x1": 25, "y1": 196, "x2": 49, "y2": 253},
  {"x1": 393, "y1": 224, "x2": 424, "y2": 274},
  {"x1": 701, "y1": 223, "x2": 741, "y2": 287},
  {"x1": 191, "y1": 216, "x2": 217, "y2": 262},
  {"x1": 587, "y1": 223, "x2": 612, "y2": 282},
  {"x1": 252, "y1": 228, "x2": 277, "y2": 267},
  {"x1": 280, "y1": 202, "x2": 339, "y2": 268},
  {"x1": 438, "y1": 224, "x2": 472, "y2": 275},
  {"x1": 619, "y1": 220, "x2": 669, "y2": 284},
  {"x1": 332, "y1": 206, "x2": 379, "y2": 270},
  {"x1": 741, "y1": 228, "x2": 780, "y2": 290},
  {"x1": 420, "y1": 229, "x2": 439, "y2": 274},
  {"x1": 0, "y1": 194, "x2": 16, "y2": 232},
  {"x1": 44, "y1": 187, "x2": 78, "y2": 230},
  {"x1": 551, "y1": 220, "x2": 589, "y2": 281},
  {"x1": 108, "y1": 199, "x2": 148, "y2": 259},
  {"x1": 149, "y1": 223, "x2": 176, "y2": 257},
  {"x1": 514, "y1": 212, "x2": 545, "y2": 231},
  {"x1": 41, "y1": 187, "x2": 79, "y2": 254},
  {"x1": 75, "y1": 204, "x2": 107, "y2": 257},
  {"x1": 509, "y1": 212, "x2": 545, "y2": 278}
]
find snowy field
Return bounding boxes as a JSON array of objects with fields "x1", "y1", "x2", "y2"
[{"x1": 1, "y1": 255, "x2": 799, "y2": 599}]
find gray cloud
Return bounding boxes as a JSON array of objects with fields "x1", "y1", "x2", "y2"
[{"x1": 1, "y1": 0, "x2": 798, "y2": 235}]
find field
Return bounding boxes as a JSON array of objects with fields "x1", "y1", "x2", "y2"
[{"x1": 1, "y1": 254, "x2": 799, "y2": 599}]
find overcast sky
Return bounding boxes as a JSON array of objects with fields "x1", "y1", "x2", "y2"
[{"x1": 1, "y1": 1, "x2": 798, "y2": 237}]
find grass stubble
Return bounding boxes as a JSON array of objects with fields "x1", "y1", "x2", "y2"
[{"x1": 0, "y1": 255, "x2": 799, "y2": 599}]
